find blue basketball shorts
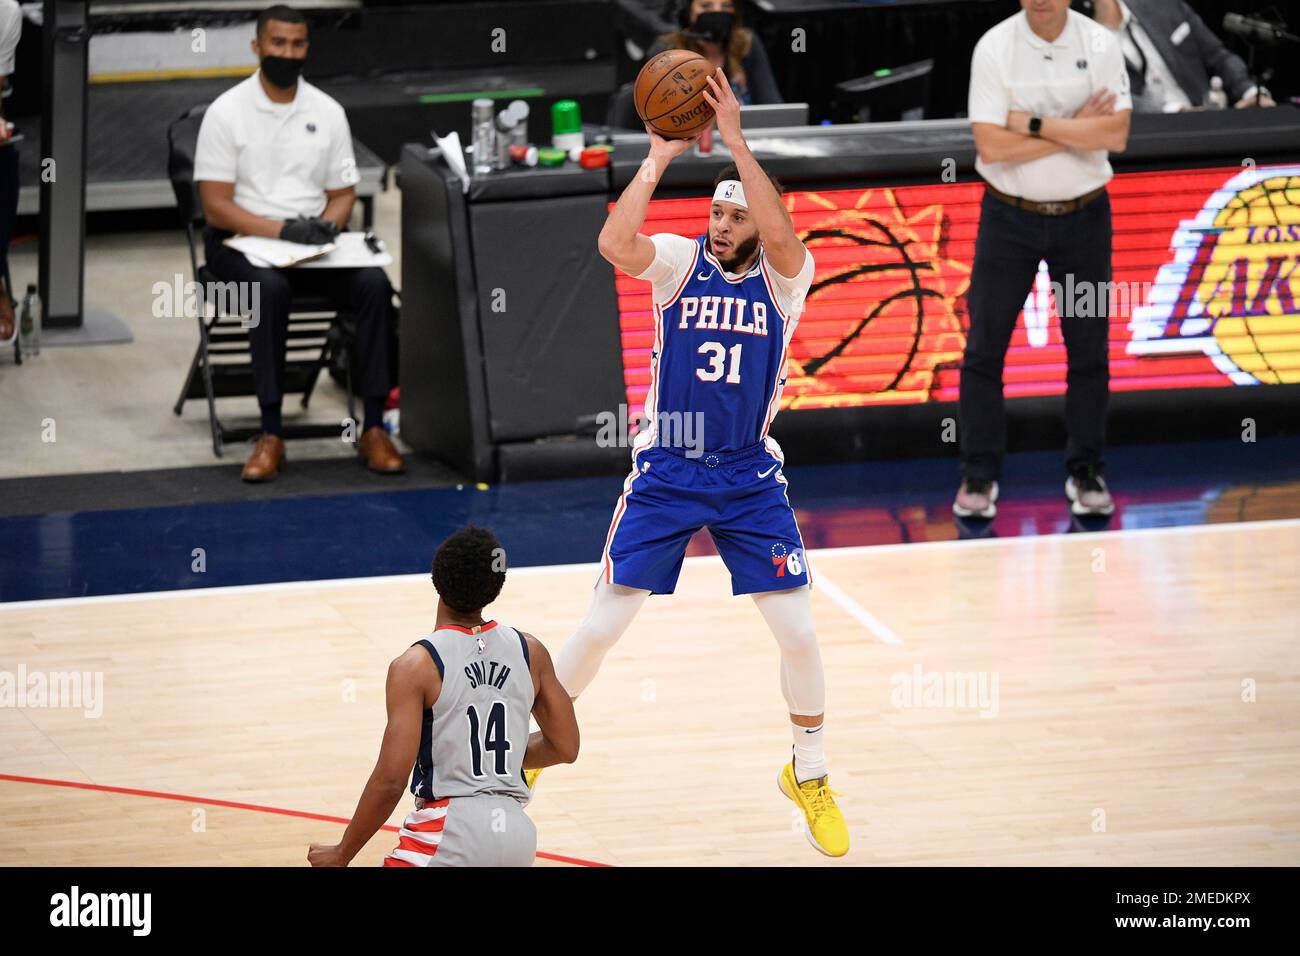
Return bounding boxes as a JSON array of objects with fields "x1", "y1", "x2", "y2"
[{"x1": 600, "y1": 439, "x2": 811, "y2": 596}]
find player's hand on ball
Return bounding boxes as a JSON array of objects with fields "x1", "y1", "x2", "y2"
[
  {"x1": 701, "y1": 69, "x2": 742, "y2": 148},
  {"x1": 645, "y1": 124, "x2": 699, "y2": 162},
  {"x1": 308, "y1": 842, "x2": 349, "y2": 867}
]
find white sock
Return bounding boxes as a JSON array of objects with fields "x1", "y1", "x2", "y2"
[{"x1": 792, "y1": 721, "x2": 826, "y2": 783}]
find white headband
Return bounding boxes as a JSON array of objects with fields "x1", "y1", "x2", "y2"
[{"x1": 712, "y1": 179, "x2": 748, "y2": 209}]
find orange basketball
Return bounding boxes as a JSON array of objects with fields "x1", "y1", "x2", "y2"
[{"x1": 634, "y1": 49, "x2": 715, "y2": 139}]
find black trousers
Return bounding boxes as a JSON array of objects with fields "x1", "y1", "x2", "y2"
[
  {"x1": 959, "y1": 190, "x2": 1113, "y2": 482},
  {"x1": 203, "y1": 228, "x2": 392, "y2": 408},
  {"x1": 0, "y1": 143, "x2": 18, "y2": 296}
]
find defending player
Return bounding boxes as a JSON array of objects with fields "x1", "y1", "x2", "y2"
[
  {"x1": 308, "y1": 526, "x2": 578, "y2": 867},
  {"x1": 541, "y1": 71, "x2": 848, "y2": 857}
]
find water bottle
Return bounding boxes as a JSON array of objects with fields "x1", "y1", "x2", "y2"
[
  {"x1": 550, "y1": 99, "x2": 584, "y2": 153},
  {"x1": 470, "y1": 98, "x2": 496, "y2": 175},
  {"x1": 493, "y1": 108, "x2": 516, "y2": 171},
  {"x1": 508, "y1": 100, "x2": 530, "y2": 150},
  {"x1": 1207, "y1": 76, "x2": 1228, "y2": 110},
  {"x1": 694, "y1": 123, "x2": 714, "y2": 157}
]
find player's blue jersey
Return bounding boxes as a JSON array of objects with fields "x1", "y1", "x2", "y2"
[{"x1": 647, "y1": 236, "x2": 797, "y2": 455}]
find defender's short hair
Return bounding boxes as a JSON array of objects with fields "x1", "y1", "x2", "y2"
[{"x1": 430, "y1": 526, "x2": 507, "y2": 614}]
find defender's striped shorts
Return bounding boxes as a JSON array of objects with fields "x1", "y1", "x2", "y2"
[{"x1": 383, "y1": 794, "x2": 537, "y2": 867}]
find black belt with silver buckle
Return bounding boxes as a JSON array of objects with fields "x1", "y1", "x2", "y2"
[{"x1": 985, "y1": 184, "x2": 1106, "y2": 216}]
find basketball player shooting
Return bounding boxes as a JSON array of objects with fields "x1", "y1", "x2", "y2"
[
  {"x1": 539, "y1": 70, "x2": 849, "y2": 857},
  {"x1": 308, "y1": 526, "x2": 579, "y2": 867}
]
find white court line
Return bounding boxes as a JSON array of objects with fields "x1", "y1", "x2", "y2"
[
  {"x1": 808, "y1": 568, "x2": 903, "y2": 645},
  {"x1": 804, "y1": 515, "x2": 1300, "y2": 559},
  {"x1": 3, "y1": 516, "x2": 1297, "y2": 612}
]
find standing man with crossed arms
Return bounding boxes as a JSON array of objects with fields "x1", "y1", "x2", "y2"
[{"x1": 955, "y1": 0, "x2": 1131, "y2": 520}]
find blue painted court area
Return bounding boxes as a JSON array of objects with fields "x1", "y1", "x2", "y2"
[{"x1": 3, "y1": 436, "x2": 1298, "y2": 603}]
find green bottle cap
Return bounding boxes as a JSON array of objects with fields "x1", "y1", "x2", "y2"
[
  {"x1": 537, "y1": 147, "x2": 567, "y2": 167},
  {"x1": 551, "y1": 99, "x2": 582, "y2": 136}
]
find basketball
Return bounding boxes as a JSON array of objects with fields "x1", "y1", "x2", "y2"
[{"x1": 634, "y1": 48, "x2": 715, "y2": 139}]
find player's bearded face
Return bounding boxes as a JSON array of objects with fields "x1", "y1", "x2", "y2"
[{"x1": 709, "y1": 217, "x2": 760, "y2": 273}]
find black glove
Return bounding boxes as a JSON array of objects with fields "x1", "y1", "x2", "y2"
[{"x1": 279, "y1": 216, "x2": 339, "y2": 245}]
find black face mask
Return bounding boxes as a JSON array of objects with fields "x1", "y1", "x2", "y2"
[
  {"x1": 261, "y1": 55, "x2": 305, "y2": 89},
  {"x1": 691, "y1": 11, "x2": 735, "y2": 45}
]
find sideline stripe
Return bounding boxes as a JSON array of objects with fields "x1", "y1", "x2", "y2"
[
  {"x1": 4, "y1": 517, "x2": 1296, "y2": 611},
  {"x1": 0, "y1": 772, "x2": 609, "y2": 868}
]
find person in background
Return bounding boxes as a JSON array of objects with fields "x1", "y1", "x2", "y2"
[
  {"x1": 956, "y1": 0, "x2": 1131, "y2": 520},
  {"x1": 651, "y1": 0, "x2": 782, "y2": 105},
  {"x1": 0, "y1": 0, "x2": 21, "y2": 346},
  {"x1": 1091, "y1": 0, "x2": 1275, "y2": 111},
  {"x1": 614, "y1": 0, "x2": 674, "y2": 64},
  {"x1": 195, "y1": 4, "x2": 402, "y2": 482}
]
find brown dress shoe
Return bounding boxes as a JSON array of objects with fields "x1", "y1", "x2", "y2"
[
  {"x1": 0, "y1": 279, "x2": 14, "y2": 345},
  {"x1": 242, "y1": 434, "x2": 285, "y2": 482},
  {"x1": 358, "y1": 426, "x2": 405, "y2": 474}
]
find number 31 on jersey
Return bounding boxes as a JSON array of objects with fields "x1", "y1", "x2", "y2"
[{"x1": 697, "y1": 341, "x2": 743, "y2": 384}]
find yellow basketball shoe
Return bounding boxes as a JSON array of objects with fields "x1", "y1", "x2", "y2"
[
  {"x1": 524, "y1": 768, "x2": 543, "y2": 790},
  {"x1": 779, "y1": 762, "x2": 849, "y2": 857}
]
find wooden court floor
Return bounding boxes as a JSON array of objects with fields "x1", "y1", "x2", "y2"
[{"x1": 2, "y1": 519, "x2": 1298, "y2": 866}]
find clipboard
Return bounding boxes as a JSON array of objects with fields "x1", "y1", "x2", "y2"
[
  {"x1": 293, "y1": 232, "x2": 393, "y2": 268},
  {"x1": 223, "y1": 234, "x2": 337, "y2": 268}
]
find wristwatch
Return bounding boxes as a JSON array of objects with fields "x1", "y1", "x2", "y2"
[{"x1": 1028, "y1": 116, "x2": 1043, "y2": 138}]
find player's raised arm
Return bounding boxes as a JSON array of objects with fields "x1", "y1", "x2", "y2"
[
  {"x1": 701, "y1": 69, "x2": 806, "y2": 278},
  {"x1": 521, "y1": 633, "x2": 579, "y2": 769},
  {"x1": 597, "y1": 126, "x2": 698, "y2": 277},
  {"x1": 308, "y1": 648, "x2": 431, "y2": 866}
]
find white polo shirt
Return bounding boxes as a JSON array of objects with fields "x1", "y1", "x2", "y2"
[
  {"x1": 968, "y1": 9, "x2": 1131, "y2": 202},
  {"x1": 0, "y1": 1, "x2": 22, "y2": 76},
  {"x1": 194, "y1": 71, "x2": 358, "y2": 221}
]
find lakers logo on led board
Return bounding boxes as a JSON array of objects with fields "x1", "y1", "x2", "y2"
[{"x1": 1128, "y1": 166, "x2": 1300, "y2": 385}]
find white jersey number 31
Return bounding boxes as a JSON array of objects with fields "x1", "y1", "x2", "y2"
[{"x1": 696, "y1": 341, "x2": 743, "y2": 384}]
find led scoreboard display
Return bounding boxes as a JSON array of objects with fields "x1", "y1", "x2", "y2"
[{"x1": 612, "y1": 165, "x2": 1300, "y2": 414}]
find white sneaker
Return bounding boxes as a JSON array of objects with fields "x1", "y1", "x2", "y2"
[
  {"x1": 952, "y1": 478, "x2": 999, "y2": 518},
  {"x1": 1065, "y1": 471, "x2": 1114, "y2": 516}
]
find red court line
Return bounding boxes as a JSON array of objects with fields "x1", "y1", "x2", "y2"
[{"x1": 0, "y1": 772, "x2": 609, "y2": 868}]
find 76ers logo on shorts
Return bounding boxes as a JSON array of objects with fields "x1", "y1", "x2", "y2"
[{"x1": 771, "y1": 543, "x2": 805, "y2": 578}]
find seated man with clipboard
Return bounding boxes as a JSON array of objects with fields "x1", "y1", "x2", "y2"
[{"x1": 195, "y1": 4, "x2": 402, "y2": 482}]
